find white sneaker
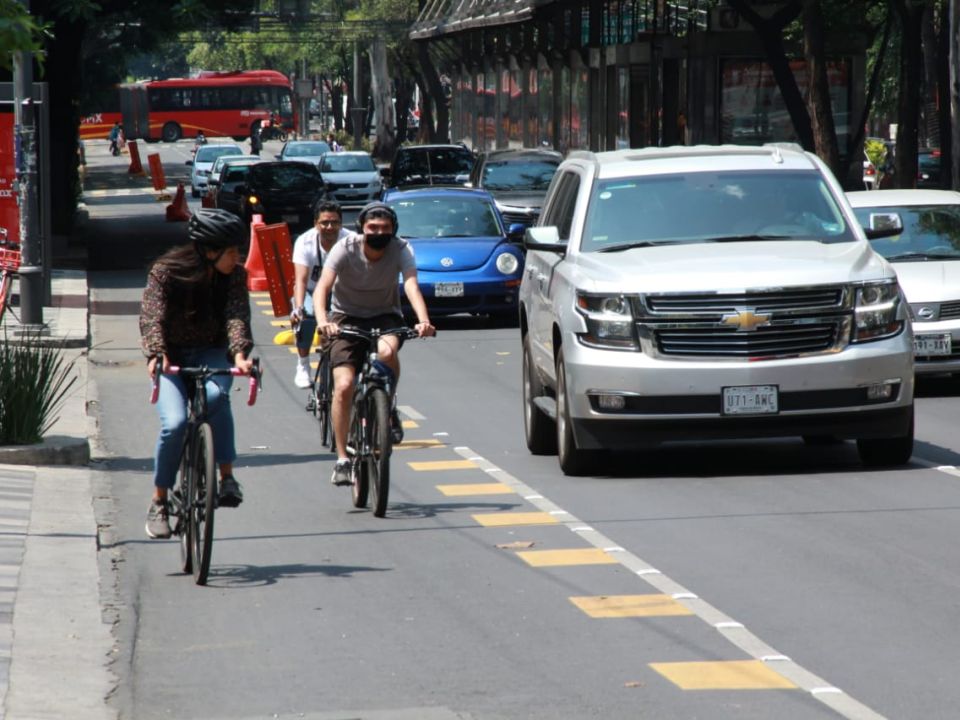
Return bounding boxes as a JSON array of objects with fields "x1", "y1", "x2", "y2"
[{"x1": 294, "y1": 363, "x2": 311, "y2": 388}]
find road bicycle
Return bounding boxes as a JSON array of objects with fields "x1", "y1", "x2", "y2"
[
  {"x1": 150, "y1": 358, "x2": 261, "y2": 585},
  {"x1": 306, "y1": 340, "x2": 333, "y2": 450},
  {"x1": 337, "y1": 325, "x2": 420, "y2": 518},
  {"x1": 0, "y1": 228, "x2": 21, "y2": 325}
]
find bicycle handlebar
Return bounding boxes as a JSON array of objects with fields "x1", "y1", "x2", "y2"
[
  {"x1": 336, "y1": 325, "x2": 425, "y2": 342},
  {"x1": 150, "y1": 357, "x2": 262, "y2": 406}
]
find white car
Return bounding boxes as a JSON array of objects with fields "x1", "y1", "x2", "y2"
[
  {"x1": 848, "y1": 189, "x2": 960, "y2": 375},
  {"x1": 188, "y1": 144, "x2": 243, "y2": 197},
  {"x1": 317, "y1": 151, "x2": 382, "y2": 207},
  {"x1": 521, "y1": 144, "x2": 914, "y2": 474}
]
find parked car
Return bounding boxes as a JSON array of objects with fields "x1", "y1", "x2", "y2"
[
  {"x1": 187, "y1": 143, "x2": 243, "y2": 198},
  {"x1": 848, "y1": 189, "x2": 960, "y2": 375},
  {"x1": 218, "y1": 161, "x2": 324, "y2": 236},
  {"x1": 382, "y1": 186, "x2": 525, "y2": 319},
  {"x1": 520, "y1": 144, "x2": 914, "y2": 475},
  {"x1": 382, "y1": 144, "x2": 475, "y2": 189},
  {"x1": 317, "y1": 151, "x2": 382, "y2": 207},
  {"x1": 275, "y1": 140, "x2": 331, "y2": 168},
  {"x1": 917, "y1": 148, "x2": 941, "y2": 188},
  {"x1": 468, "y1": 148, "x2": 562, "y2": 228}
]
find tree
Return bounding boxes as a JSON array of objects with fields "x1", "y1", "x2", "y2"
[
  {"x1": 0, "y1": 0, "x2": 49, "y2": 69},
  {"x1": 892, "y1": 0, "x2": 926, "y2": 189}
]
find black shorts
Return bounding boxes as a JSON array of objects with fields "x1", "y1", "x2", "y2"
[{"x1": 328, "y1": 312, "x2": 406, "y2": 370}]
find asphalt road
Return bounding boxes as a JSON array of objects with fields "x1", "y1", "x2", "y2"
[{"x1": 86, "y1": 139, "x2": 960, "y2": 720}]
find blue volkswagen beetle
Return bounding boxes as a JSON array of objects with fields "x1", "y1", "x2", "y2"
[{"x1": 382, "y1": 187, "x2": 526, "y2": 318}]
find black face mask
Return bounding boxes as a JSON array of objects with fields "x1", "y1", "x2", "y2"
[{"x1": 365, "y1": 233, "x2": 391, "y2": 251}]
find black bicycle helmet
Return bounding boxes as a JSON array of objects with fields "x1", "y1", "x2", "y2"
[
  {"x1": 355, "y1": 201, "x2": 398, "y2": 233},
  {"x1": 188, "y1": 208, "x2": 246, "y2": 250}
]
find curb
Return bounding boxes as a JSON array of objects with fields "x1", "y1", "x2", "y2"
[{"x1": 0, "y1": 436, "x2": 90, "y2": 467}]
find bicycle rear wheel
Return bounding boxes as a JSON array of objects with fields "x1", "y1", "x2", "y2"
[
  {"x1": 190, "y1": 423, "x2": 217, "y2": 585},
  {"x1": 367, "y1": 388, "x2": 392, "y2": 518},
  {"x1": 176, "y1": 448, "x2": 193, "y2": 574},
  {"x1": 349, "y1": 401, "x2": 369, "y2": 508}
]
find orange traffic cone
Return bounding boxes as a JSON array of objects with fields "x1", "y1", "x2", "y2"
[
  {"x1": 201, "y1": 189, "x2": 215, "y2": 209},
  {"x1": 244, "y1": 213, "x2": 269, "y2": 291},
  {"x1": 165, "y1": 182, "x2": 191, "y2": 222},
  {"x1": 127, "y1": 140, "x2": 145, "y2": 175}
]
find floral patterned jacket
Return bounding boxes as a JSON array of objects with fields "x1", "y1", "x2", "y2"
[{"x1": 139, "y1": 263, "x2": 253, "y2": 363}]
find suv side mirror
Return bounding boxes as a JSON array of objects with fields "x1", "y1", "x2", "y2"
[
  {"x1": 525, "y1": 226, "x2": 566, "y2": 253},
  {"x1": 864, "y1": 212, "x2": 903, "y2": 240}
]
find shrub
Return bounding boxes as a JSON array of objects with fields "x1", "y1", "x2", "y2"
[{"x1": 0, "y1": 330, "x2": 77, "y2": 445}]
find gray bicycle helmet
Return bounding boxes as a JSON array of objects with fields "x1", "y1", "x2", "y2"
[
  {"x1": 188, "y1": 208, "x2": 246, "y2": 250},
  {"x1": 355, "y1": 201, "x2": 398, "y2": 233}
]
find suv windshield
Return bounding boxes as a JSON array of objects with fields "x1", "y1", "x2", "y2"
[
  {"x1": 482, "y1": 160, "x2": 559, "y2": 191},
  {"x1": 250, "y1": 163, "x2": 320, "y2": 191},
  {"x1": 581, "y1": 170, "x2": 855, "y2": 251},
  {"x1": 394, "y1": 147, "x2": 473, "y2": 186},
  {"x1": 852, "y1": 204, "x2": 960, "y2": 260}
]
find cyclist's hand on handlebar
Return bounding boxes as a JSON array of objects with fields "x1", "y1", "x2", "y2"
[
  {"x1": 234, "y1": 353, "x2": 255, "y2": 374},
  {"x1": 319, "y1": 320, "x2": 340, "y2": 338},
  {"x1": 415, "y1": 320, "x2": 436, "y2": 338},
  {"x1": 289, "y1": 306, "x2": 303, "y2": 327},
  {"x1": 147, "y1": 354, "x2": 170, "y2": 378}
]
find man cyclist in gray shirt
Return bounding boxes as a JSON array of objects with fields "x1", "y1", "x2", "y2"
[{"x1": 313, "y1": 201, "x2": 435, "y2": 486}]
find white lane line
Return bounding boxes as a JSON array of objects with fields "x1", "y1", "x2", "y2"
[
  {"x1": 451, "y1": 444, "x2": 888, "y2": 720},
  {"x1": 398, "y1": 405, "x2": 425, "y2": 420}
]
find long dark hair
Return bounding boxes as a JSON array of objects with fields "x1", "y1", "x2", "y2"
[
  {"x1": 153, "y1": 242, "x2": 208, "y2": 285},
  {"x1": 151, "y1": 243, "x2": 223, "y2": 322}
]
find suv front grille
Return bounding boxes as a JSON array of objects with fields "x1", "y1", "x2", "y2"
[{"x1": 637, "y1": 286, "x2": 852, "y2": 359}]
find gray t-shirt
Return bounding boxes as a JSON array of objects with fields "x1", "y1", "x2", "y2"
[{"x1": 326, "y1": 232, "x2": 416, "y2": 318}]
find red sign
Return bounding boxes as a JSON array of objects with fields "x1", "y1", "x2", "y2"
[{"x1": 0, "y1": 110, "x2": 19, "y2": 244}]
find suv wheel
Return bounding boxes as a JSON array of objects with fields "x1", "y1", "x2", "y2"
[
  {"x1": 523, "y1": 337, "x2": 556, "y2": 455},
  {"x1": 857, "y1": 408, "x2": 914, "y2": 467},
  {"x1": 556, "y1": 348, "x2": 592, "y2": 476}
]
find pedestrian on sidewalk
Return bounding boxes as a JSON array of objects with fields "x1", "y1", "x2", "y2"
[
  {"x1": 139, "y1": 209, "x2": 255, "y2": 539},
  {"x1": 290, "y1": 200, "x2": 349, "y2": 388}
]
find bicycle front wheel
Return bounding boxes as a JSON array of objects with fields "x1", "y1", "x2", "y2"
[
  {"x1": 190, "y1": 423, "x2": 217, "y2": 585},
  {"x1": 367, "y1": 388, "x2": 392, "y2": 518},
  {"x1": 316, "y1": 354, "x2": 332, "y2": 449},
  {"x1": 176, "y1": 448, "x2": 193, "y2": 574},
  {"x1": 349, "y1": 399, "x2": 369, "y2": 508}
]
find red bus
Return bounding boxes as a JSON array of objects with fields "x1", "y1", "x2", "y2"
[{"x1": 80, "y1": 70, "x2": 296, "y2": 142}]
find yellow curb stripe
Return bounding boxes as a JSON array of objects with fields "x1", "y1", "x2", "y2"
[
  {"x1": 270, "y1": 320, "x2": 290, "y2": 327},
  {"x1": 402, "y1": 419, "x2": 419, "y2": 429},
  {"x1": 289, "y1": 346, "x2": 319, "y2": 354},
  {"x1": 516, "y1": 548, "x2": 616, "y2": 566},
  {"x1": 310, "y1": 362, "x2": 318, "y2": 369},
  {"x1": 250, "y1": 292, "x2": 270, "y2": 298},
  {"x1": 472, "y1": 512, "x2": 559, "y2": 527},
  {"x1": 437, "y1": 483, "x2": 515, "y2": 496},
  {"x1": 255, "y1": 300, "x2": 273, "y2": 306},
  {"x1": 395, "y1": 439, "x2": 445, "y2": 450},
  {"x1": 408, "y1": 459, "x2": 478, "y2": 471},
  {"x1": 649, "y1": 660, "x2": 796, "y2": 690},
  {"x1": 261, "y1": 310, "x2": 276, "y2": 315},
  {"x1": 569, "y1": 595, "x2": 694, "y2": 618}
]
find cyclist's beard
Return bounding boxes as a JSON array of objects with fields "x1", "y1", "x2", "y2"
[{"x1": 365, "y1": 234, "x2": 391, "y2": 251}]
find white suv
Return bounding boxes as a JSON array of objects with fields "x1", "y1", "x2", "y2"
[{"x1": 520, "y1": 145, "x2": 914, "y2": 475}]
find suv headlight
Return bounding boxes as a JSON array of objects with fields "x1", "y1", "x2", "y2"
[
  {"x1": 852, "y1": 280, "x2": 904, "y2": 343},
  {"x1": 576, "y1": 293, "x2": 638, "y2": 350}
]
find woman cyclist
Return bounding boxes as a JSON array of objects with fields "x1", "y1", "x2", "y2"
[{"x1": 140, "y1": 208, "x2": 255, "y2": 539}]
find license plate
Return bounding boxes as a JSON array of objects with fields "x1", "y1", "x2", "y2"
[
  {"x1": 913, "y1": 333, "x2": 951, "y2": 356},
  {"x1": 435, "y1": 282, "x2": 464, "y2": 298},
  {"x1": 282, "y1": 214, "x2": 299, "y2": 224},
  {"x1": 722, "y1": 385, "x2": 779, "y2": 415}
]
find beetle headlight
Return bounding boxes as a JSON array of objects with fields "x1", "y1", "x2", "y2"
[
  {"x1": 496, "y1": 251, "x2": 519, "y2": 275},
  {"x1": 576, "y1": 293, "x2": 637, "y2": 350},
  {"x1": 852, "y1": 280, "x2": 904, "y2": 342}
]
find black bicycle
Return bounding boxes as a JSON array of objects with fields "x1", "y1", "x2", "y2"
[
  {"x1": 150, "y1": 358, "x2": 261, "y2": 585},
  {"x1": 306, "y1": 343, "x2": 333, "y2": 450},
  {"x1": 332, "y1": 326, "x2": 420, "y2": 517}
]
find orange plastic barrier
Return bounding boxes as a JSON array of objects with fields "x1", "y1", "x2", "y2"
[
  {"x1": 244, "y1": 214, "x2": 268, "y2": 291},
  {"x1": 127, "y1": 140, "x2": 145, "y2": 175},
  {"x1": 255, "y1": 223, "x2": 295, "y2": 316},
  {"x1": 201, "y1": 188, "x2": 215, "y2": 209},
  {"x1": 165, "y1": 182, "x2": 191, "y2": 222},
  {"x1": 147, "y1": 153, "x2": 170, "y2": 199}
]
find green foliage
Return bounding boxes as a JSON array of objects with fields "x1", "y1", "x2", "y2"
[
  {"x1": 864, "y1": 137, "x2": 888, "y2": 167},
  {"x1": 0, "y1": 0, "x2": 52, "y2": 70},
  {"x1": 0, "y1": 331, "x2": 78, "y2": 445}
]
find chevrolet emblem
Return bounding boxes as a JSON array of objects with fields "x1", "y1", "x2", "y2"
[{"x1": 721, "y1": 309, "x2": 771, "y2": 331}]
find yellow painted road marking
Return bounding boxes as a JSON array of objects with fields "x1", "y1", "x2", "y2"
[
  {"x1": 402, "y1": 419, "x2": 419, "y2": 429},
  {"x1": 408, "y1": 459, "x2": 478, "y2": 471},
  {"x1": 250, "y1": 292, "x2": 270, "y2": 298},
  {"x1": 289, "y1": 346, "x2": 319, "y2": 354},
  {"x1": 516, "y1": 548, "x2": 616, "y2": 566},
  {"x1": 310, "y1": 362, "x2": 318, "y2": 369},
  {"x1": 496, "y1": 351, "x2": 510, "y2": 356},
  {"x1": 649, "y1": 660, "x2": 796, "y2": 690},
  {"x1": 395, "y1": 439, "x2": 445, "y2": 450},
  {"x1": 437, "y1": 483, "x2": 515, "y2": 496},
  {"x1": 274, "y1": 330, "x2": 295, "y2": 345},
  {"x1": 255, "y1": 300, "x2": 273, "y2": 306},
  {"x1": 473, "y1": 512, "x2": 559, "y2": 527},
  {"x1": 261, "y1": 310, "x2": 276, "y2": 315},
  {"x1": 570, "y1": 595, "x2": 694, "y2": 618},
  {"x1": 270, "y1": 320, "x2": 290, "y2": 327}
]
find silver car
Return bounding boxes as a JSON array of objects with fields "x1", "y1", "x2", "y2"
[
  {"x1": 187, "y1": 143, "x2": 243, "y2": 197},
  {"x1": 520, "y1": 145, "x2": 914, "y2": 475},
  {"x1": 317, "y1": 151, "x2": 382, "y2": 207},
  {"x1": 848, "y1": 189, "x2": 960, "y2": 376}
]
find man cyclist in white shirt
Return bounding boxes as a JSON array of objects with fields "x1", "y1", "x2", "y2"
[
  {"x1": 314, "y1": 201, "x2": 435, "y2": 486},
  {"x1": 290, "y1": 200, "x2": 350, "y2": 388}
]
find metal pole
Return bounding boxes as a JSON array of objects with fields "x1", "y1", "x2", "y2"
[{"x1": 12, "y1": 0, "x2": 42, "y2": 328}]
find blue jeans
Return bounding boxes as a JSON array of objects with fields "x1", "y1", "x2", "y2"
[
  {"x1": 295, "y1": 293, "x2": 317, "y2": 352},
  {"x1": 152, "y1": 347, "x2": 236, "y2": 490}
]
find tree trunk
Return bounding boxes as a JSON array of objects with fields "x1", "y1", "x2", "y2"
[
  {"x1": 952, "y1": 0, "x2": 960, "y2": 188},
  {"x1": 921, "y1": 2, "x2": 940, "y2": 147},
  {"x1": 937, "y1": 0, "x2": 952, "y2": 187},
  {"x1": 367, "y1": 37, "x2": 396, "y2": 161},
  {"x1": 416, "y1": 41, "x2": 449, "y2": 143},
  {"x1": 894, "y1": 0, "x2": 924, "y2": 188},
  {"x1": 802, "y1": 0, "x2": 841, "y2": 177}
]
